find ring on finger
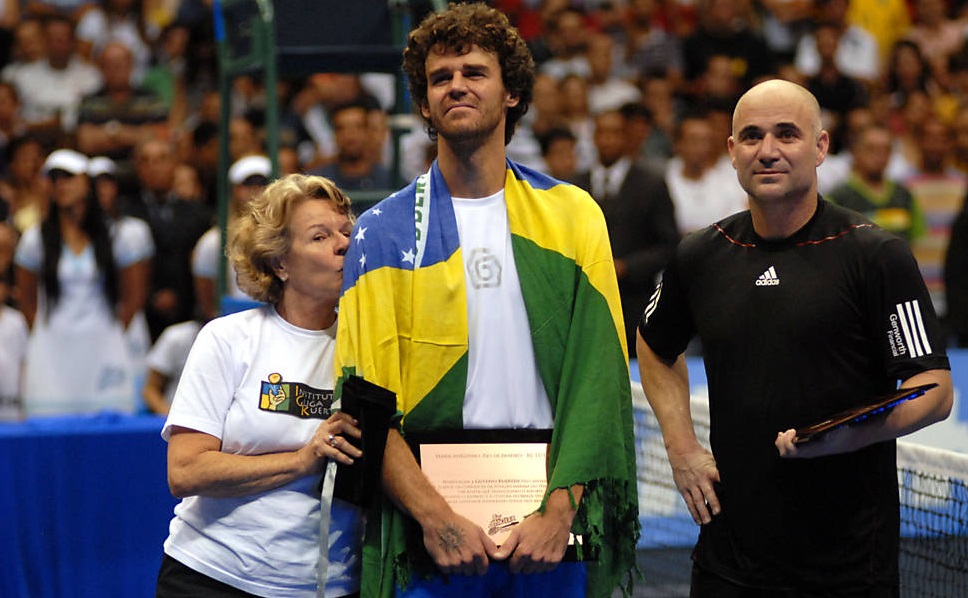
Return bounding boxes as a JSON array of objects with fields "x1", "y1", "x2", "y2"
[{"x1": 327, "y1": 433, "x2": 337, "y2": 447}]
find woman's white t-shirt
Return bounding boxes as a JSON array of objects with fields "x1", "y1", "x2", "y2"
[{"x1": 161, "y1": 306, "x2": 362, "y2": 597}]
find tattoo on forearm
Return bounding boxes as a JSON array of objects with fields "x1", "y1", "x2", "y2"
[{"x1": 437, "y1": 524, "x2": 465, "y2": 553}]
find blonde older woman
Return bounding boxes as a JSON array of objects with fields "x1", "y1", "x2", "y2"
[{"x1": 155, "y1": 174, "x2": 364, "y2": 598}]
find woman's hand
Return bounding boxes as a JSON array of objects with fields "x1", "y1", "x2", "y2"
[{"x1": 301, "y1": 412, "x2": 363, "y2": 471}]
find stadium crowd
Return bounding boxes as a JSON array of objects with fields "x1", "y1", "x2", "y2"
[{"x1": 2, "y1": 0, "x2": 968, "y2": 416}]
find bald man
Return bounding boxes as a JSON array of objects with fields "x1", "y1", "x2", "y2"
[{"x1": 636, "y1": 80, "x2": 952, "y2": 595}]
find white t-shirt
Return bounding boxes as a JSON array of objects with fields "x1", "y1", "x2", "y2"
[
  {"x1": 192, "y1": 226, "x2": 245, "y2": 299},
  {"x1": 146, "y1": 319, "x2": 201, "y2": 407},
  {"x1": 452, "y1": 190, "x2": 553, "y2": 429},
  {"x1": 3, "y1": 57, "x2": 102, "y2": 130},
  {"x1": 794, "y1": 26, "x2": 881, "y2": 82},
  {"x1": 161, "y1": 306, "x2": 361, "y2": 598},
  {"x1": 665, "y1": 157, "x2": 749, "y2": 235}
]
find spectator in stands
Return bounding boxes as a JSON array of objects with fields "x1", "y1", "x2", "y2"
[
  {"x1": 794, "y1": 0, "x2": 881, "y2": 84},
  {"x1": 619, "y1": 102, "x2": 666, "y2": 172},
  {"x1": 278, "y1": 144, "x2": 301, "y2": 176},
  {"x1": 847, "y1": 0, "x2": 912, "y2": 62},
  {"x1": 589, "y1": 0, "x2": 629, "y2": 59},
  {"x1": 288, "y1": 72, "x2": 365, "y2": 169},
  {"x1": 192, "y1": 154, "x2": 270, "y2": 322},
  {"x1": 507, "y1": 72, "x2": 564, "y2": 169},
  {"x1": 141, "y1": 311, "x2": 202, "y2": 416},
  {"x1": 90, "y1": 154, "x2": 153, "y2": 387},
  {"x1": 171, "y1": 162, "x2": 204, "y2": 203},
  {"x1": 758, "y1": 0, "x2": 813, "y2": 63},
  {"x1": 884, "y1": 40, "x2": 942, "y2": 120},
  {"x1": 308, "y1": 99, "x2": 392, "y2": 193},
  {"x1": 537, "y1": 6, "x2": 592, "y2": 81},
  {"x1": 886, "y1": 90, "x2": 935, "y2": 182},
  {"x1": 228, "y1": 114, "x2": 261, "y2": 163},
  {"x1": 805, "y1": 21, "x2": 870, "y2": 136},
  {"x1": 0, "y1": 133, "x2": 47, "y2": 233},
  {"x1": 75, "y1": 0, "x2": 153, "y2": 82},
  {"x1": 366, "y1": 99, "x2": 392, "y2": 171},
  {"x1": 140, "y1": 20, "x2": 191, "y2": 124},
  {"x1": 123, "y1": 137, "x2": 210, "y2": 341},
  {"x1": 559, "y1": 72, "x2": 596, "y2": 172},
  {"x1": 682, "y1": 0, "x2": 776, "y2": 90},
  {"x1": 184, "y1": 119, "x2": 218, "y2": 206},
  {"x1": 818, "y1": 103, "x2": 875, "y2": 193},
  {"x1": 3, "y1": 13, "x2": 101, "y2": 138},
  {"x1": 1, "y1": 17, "x2": 46, "y2": 82},
  {"x1": 688, "y1": 53, "x2": 742, "y2": 106},
  {"x1": 905, "y1": 0, "x2": 967, "y2": 84},
  {"x1": 624, "y1": 0, "x2": 685, "y2": 89},
  {"x1": 0, "y1": 82, "x2": 27, "y2": 172},
  {"x1": 638, "y1": 74, "x2": 678, "y2": 161},
  {"x1": 701, "y1": 96, "x2": 741, "y2": 187},
  {"x1": 76, "y1": 40, "x2": 169, "y2": 167},
  {"x1": 155, "y1": 174, "x2": 363, "y2": 598},
  {"x1": 14, "y1": 149, "x2": 143, "y2": 415},
  {"x1": 585, "y1": 32, "x2": 640, "y2": 115},
  {"x1": 573, "y1": 107, "x2": 679, "y2": 356},
  {"x1": 537, "y1": 125, "x2": 578, "y2": 181},
  {"x1": 828, "y1": 124, "x2": 925, "y2": 242},
  {"x1": 664, "y1": 110, "x2": 747, "y2": 235},
  {"x1": 904, "y1": 116, "x2": 968, "y2": 316}
]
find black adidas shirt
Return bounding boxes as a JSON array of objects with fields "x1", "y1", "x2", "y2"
[{"x1": 639, "y1": 198, "x2": 950, "y2": 590}]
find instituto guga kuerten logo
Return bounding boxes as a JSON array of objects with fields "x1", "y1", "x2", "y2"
[{"x1": 260, "y1": 372, "x2": 334, "y2": 419}]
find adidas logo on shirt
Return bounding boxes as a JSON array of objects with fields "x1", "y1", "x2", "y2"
[{"x1": 755, "y1": 266, "x2": 780, "y2": 286}]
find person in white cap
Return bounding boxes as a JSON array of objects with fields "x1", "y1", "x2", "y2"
[
  {"x1": 90, "y1": 154, "x2": 155, "y2": 407},
  {"x1": 191, "y1": 154, "x2": 271, "y2": 321},
  {"x1": 13, "y1": 148, "x2": 146, "y2": 416}
]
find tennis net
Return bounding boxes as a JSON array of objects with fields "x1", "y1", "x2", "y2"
[{"x1": 631, "y1": 386, "x2": 968, "y2": 597}]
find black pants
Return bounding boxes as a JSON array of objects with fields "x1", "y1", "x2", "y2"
[
  {"x1": 690, "y1": 563, "x2": 899, "y2": 598},
  {"x1": 155, "y1": 554, "x2": 361, "y2": 598}
]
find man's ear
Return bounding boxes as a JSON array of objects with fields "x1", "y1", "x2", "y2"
[
  {"x1": 420, "y1": 101, "x2": 431, "y2": 120},
  {"x1": 506, "y1": 93, "x2": 520, "y2": 109},
  {"x1": 815, "y1": 129, "x2": 830, "y2": 167}
]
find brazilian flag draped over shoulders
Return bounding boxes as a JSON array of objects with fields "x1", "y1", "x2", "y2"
[{"x1": 335, "y1": 159, "x2": 640, "y2": 597}]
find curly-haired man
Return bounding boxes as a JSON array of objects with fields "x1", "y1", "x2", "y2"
[{"x1": 336, "y1": 3, "x2": 640, "y2": 597}]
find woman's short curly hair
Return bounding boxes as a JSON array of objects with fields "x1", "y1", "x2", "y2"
[
  {"x1": 227, "y1": 174, "x2": 353, "y2": 305},
  {"x1": 402, "y1": 2, "x2": 535, "y2": 146}
]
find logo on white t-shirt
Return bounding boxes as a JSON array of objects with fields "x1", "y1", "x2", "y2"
[
  {"x1": 466, "y1": 248, "x2": 502, "y2": 289},
  {"x1": 260, "y1": 372, "x2": 334, "y2": 419}
]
